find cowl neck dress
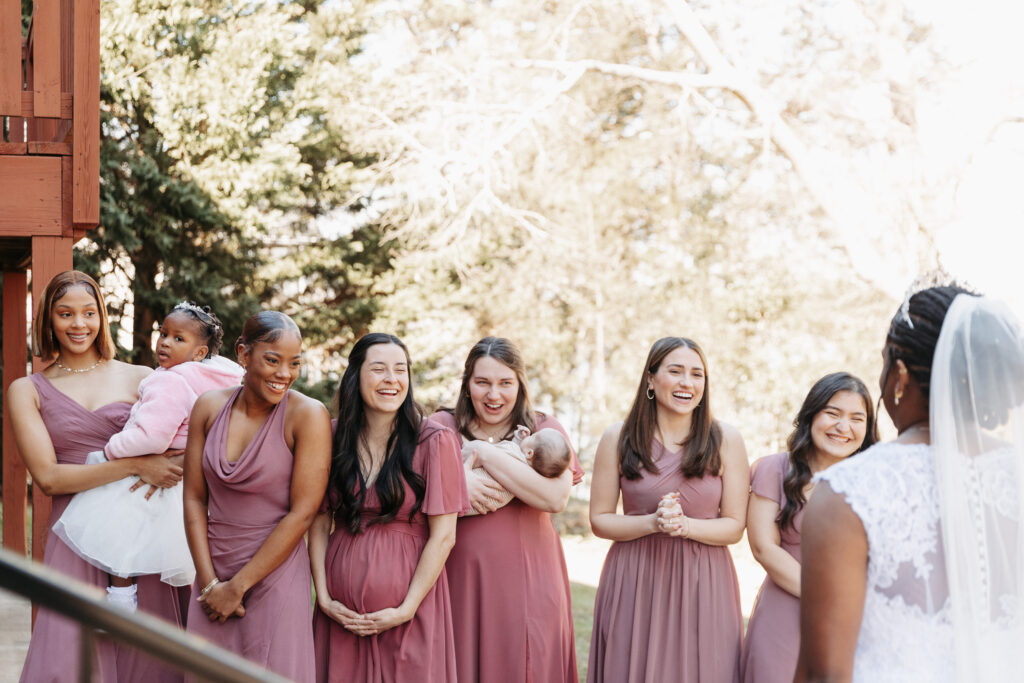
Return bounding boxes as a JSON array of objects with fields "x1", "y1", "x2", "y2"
[{"x1": 185, "y1": 387, "x2": 315, "y2": 682}]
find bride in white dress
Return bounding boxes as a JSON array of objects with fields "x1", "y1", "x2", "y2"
[{"x1": 795, "y1": 282, "x2": 1024, "y2": 682}]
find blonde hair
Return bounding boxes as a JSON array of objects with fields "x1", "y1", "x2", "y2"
[{"x1": 32, "y1": 271, "x2": 116, "y2": 361}]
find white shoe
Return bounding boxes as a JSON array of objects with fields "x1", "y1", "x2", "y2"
[{"x1": 106, "y1": 584, "x2": 138, "y2": 613}]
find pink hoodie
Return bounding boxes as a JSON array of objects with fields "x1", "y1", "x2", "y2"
[{"x1": 104, "y1": 356, "x2": 244, "y2": 459}]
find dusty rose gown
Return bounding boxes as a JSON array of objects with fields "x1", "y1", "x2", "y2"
[
  {"x1": 740, "y1": 452, "x2": 802, "y2": 683},
  {"x1": 431, "y1": 411, "x2": 584, "y2": 683},
  {"x1": 588, "y1": 440, "x2": 743, "y2": 683},
  {"x1": 312, "y1": 419, "x2": 469, "y2": 683},
  {"x1": 19, "y1": 374, "x2": 184, "y2": 683},
  {"x1": 186, "y1": 388, "x2": 315, "y2": 682}
]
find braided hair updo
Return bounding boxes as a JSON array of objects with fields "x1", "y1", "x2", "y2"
[
  {"x1": 171, "y1": 302, "x2": 225, "y2": 358},
  {"x1": 885, "y1": 285, "x2": 978, "y2": 401}
]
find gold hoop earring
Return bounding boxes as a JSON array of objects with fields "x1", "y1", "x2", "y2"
[
  {"x1": 646, "y1": 387, "x2": 654, "y2": 400},
  {"x1": 894, "y1": 387, "x2": 902, "y2": 407}
]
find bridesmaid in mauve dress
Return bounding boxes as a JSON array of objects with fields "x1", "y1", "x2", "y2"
[
  {"x1": 740, "y1": 373, "x2": 875, "y2": 683},
  {"x1": 8, "y1": 271, "x2": 186, "y2": 682},
  {"x1": 588, "y1": 337, "x2": 749, "y2": 683},
  {"x1": 430, "y1": 336, "x2": 584, "y2": 683},
  {"x1": 310, "y1": 333, "x2": 469, "y2": 683},
  {"x1": 184, "y1": 311, "x2": 330, "y2": 682}
]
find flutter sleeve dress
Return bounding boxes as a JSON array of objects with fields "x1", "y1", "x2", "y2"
[
  {"x1": 431, "y1": 410, "x2": 584, "y2": 683},
  {"x1": 588, "y1": 439, "x2": 743, "y2": 683},
  {"x1": 740, "y1": 452, "x2": 802, "y2": 683},
  {"x1": 18, "y1": 373, "x2": 185, "y2": 683},
  {"x1": 185, "y1": 388, "x2": 315, "y2": 682},
  {"x1": 312, "y1": 418, "x2": 470, "y2": 683}
]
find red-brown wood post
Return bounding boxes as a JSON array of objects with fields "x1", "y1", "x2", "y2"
[
  {"x1": 72, "y1": 0, "x2": 99, "y2": 227},
  {"x1": 32, "y1": 0, "x2": 61, "y2": 119},
  {"x1": 29, "y1": 235, "x2": 73, "y2": 561},
  {"x1": 0, "y1": 0, "x2": 21, "y2": 115},
  {"x1": 2, "y1": 270, "x2": 30, "y2": 555}
]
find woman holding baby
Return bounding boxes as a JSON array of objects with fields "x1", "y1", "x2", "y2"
[
  {"x1": 430, "y1": 336, "x2": 584, "y2": 683},
  {"x1": 587, "y1": 336, "x2": 749, "y2": 683}
]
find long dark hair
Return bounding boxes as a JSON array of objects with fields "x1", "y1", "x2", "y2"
[
  {"x1": 452, "y1": 336, "x2": 537, "y2": 440},
  {"x1": 328, "y1": 333, "x2": 425, "y2": 534},
  {"x1": 618, "y1": 337, "x2": 722, "y2": 480},
  {"x1": 779, "y1": 372, "x2": 878, "y2": 531}
]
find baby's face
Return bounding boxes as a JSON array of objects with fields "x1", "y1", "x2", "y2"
[{"x1": 520, "y1": 433, "x2": 539, "y2": 461}]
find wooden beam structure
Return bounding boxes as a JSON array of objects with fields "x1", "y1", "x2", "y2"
[
  {"x1": 1, "y1": 0, "x2": 101, "y2": 563},
  {"x1": 2, "y1": 271, "x2": 29, "y2": 555}
]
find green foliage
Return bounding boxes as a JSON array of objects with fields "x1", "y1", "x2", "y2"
[{"x1": 80, "y1": 0, "x2": 388, "y2": 365}]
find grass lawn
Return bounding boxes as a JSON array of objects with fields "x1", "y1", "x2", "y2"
[{"x1": 571, "y1": 581, "x2": 596, "y2": 681}]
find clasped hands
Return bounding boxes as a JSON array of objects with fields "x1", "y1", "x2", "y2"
[
  {"x1": 656, "y1": 491, "x2": 690, "y2": 538},
  {"x1": 198, "y1": 578, "x2": 246, "y2": 623},
  {"x1": 319, "y1": 597, "x2": 413, "y2": 637}
]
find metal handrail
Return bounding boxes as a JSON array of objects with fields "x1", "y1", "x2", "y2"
[{"x1": 0, "y1": 548, "x2": 291, "y2": 682}]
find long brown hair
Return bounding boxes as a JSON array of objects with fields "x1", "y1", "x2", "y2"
[
  {"x1": 618, "y1": 337, "x2": 722, "y2": 479},
  {"x1": 32, "y1": 270, "x2": 116, "y2": 361},
  {"x1": 453, "y1": 337, "x2": 536, "y2": 440},
  {"x1": 779, "y1": 372, "x2": 878, "y2": 531}
]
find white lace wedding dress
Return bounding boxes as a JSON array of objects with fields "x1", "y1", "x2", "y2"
[{"x1": 818, "y1": 442, "x2": 954, "y2": 682}]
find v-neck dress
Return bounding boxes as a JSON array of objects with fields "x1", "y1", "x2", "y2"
[
  {"x1": 431, "y1": 411, "x2": 584, "y2": 683},
  {"x1": 312, "y1": 418, "x2": 469, "y2": 683},
  {"x1": 588, "y1": 439, "x2": 743, "y2": 683},
  {"x1": 186, "y1": 388, "x2": 315, "y2": 682},
  {"x1": 19, "y1": 373, "x2": 185, "y2": 683}
]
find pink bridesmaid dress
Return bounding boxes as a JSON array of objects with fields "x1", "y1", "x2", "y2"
[
  {"x1": 588, "y1": 440, "x2": 743, "y2": 683},
  {"x1": 740, "y1": 452, "x2": 802, "y2": 683},
  {"x1": 312, "y1": 419, "x2": 469, "y2": 683},
  {"x1": 186, "y1": 388, "x2": 315, "y2": 682},
  {"x1": 19, "y1": 374, "x2": 184, "y2": 683},
  {"x1": 432, "y1": 411, "x2": 584, "y2": 683}
]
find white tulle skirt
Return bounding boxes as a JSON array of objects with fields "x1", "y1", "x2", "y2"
[{"x1": 51, "y1": 451, "x2": 195, "y2": 587}]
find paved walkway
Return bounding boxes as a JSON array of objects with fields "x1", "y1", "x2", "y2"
[{"x1": 0, "y1": 587, "x2": 30, "y2": 680}]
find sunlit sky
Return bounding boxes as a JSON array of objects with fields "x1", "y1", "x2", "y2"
[{"x1": 908, "y1": 0, "x2": 1024, "y2": 314}]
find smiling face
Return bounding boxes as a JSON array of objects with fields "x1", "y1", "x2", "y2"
[
  {"x1": 155, "y1": 311, "x2": 209, "y2": 369},
  {"x1": 51, "y1": 285, "x2": 102, "y2": 358},
  {"x1": 467, "y1": 355, "x2": 520, "y2": 429},
  {"x1": 239, "y1": 331, "x2": 302, "y2": 405},
  {"x1": 647, "y1": 346, "x2": 706, "y2": 417},
  {"x1": 359, "y1": 343, "x2": 409, "y2": 417},
  {"x1": 810, "y1": 390, "x2": 869, "y2": 463}
]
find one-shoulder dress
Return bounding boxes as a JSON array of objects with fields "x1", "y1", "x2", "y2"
[
  {"x1": 740, "y1": 452, "x2": 802, "y2": 683},
  {"x1": 19, "y1": 373, "x2": 185, "y2": 683},
  {"x1": 431, "y1": 411, "x2": 584, "y2": 683},
  {"x1": 588, "y1": 440, "x2": 742, "y2": 683},
  {"x1": 186, "y1": 388, "x2": 315, "y2": 682}
]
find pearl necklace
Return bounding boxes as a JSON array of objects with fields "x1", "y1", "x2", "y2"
[{"x1": 54, "y1": 356, "x2": 105, "y2": 374}]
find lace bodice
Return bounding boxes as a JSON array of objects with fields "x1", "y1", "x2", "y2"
[{"x1": 817, "y1": 443, "x2": 954, "y2": 682}]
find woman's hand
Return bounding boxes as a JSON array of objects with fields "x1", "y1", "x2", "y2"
[
  {"x1": 198, "y1": 578, "x2": 246, "y2": 623},
  {"x1": 464, "y1": 461, "x2": 506, "y2": 514},
  {"x1": 133, "y1": 453, "x2": 183, "y2": 489},
  {"x1": 656, "y1": 492, "x2": 690, "y2": 537},
  {"x1": 130, "y1": 449, "x2": 185, "y2": 499},
  {"x1": 320, "y1": 598, "x2": 375, "y2": 635},
  {"x1": 361, "y1": 605, "x2": 414, "y2": 636}
]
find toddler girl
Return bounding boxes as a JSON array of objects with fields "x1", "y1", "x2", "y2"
[{"x1": 52, "y1": 302, "x2": 243, "y2": 608}]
